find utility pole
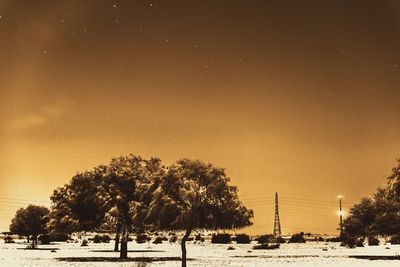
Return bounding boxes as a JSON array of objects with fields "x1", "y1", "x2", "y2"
[
  {"x1": 338, "y1": 195, "x2": 343, "y2": 238},
  {"x1": 273, "y1": 192, "x2": 281, "y2": 238}
]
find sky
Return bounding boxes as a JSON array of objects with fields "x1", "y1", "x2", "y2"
[{"x1": 1, "y1": 0, "x2": 400, "y2": 235}]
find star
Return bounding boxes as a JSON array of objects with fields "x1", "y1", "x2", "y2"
[{"x1": 113, "y1": 4, "x2": 117, "y2": 8}]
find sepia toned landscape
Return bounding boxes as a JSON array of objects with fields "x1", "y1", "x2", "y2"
[{"x1": 1, "y1": 1, "x2": 400, "y2": 266}]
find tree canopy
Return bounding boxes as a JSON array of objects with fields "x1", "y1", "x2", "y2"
[
  {"x1": 343, "y1": 158, "x2": 400, "y2": 244},
  {"x1": 147, "y1": 159, "x2": 253, "y2": 267},
  {"x1": 9, "y1": 205, "x2": 50, "y2": 248}
]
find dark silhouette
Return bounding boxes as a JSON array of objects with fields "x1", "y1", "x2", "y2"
[
  {"x1": 9, "y1": 205, "x2": 49, "y2": 248},
  {"x1": 146, "y1": 159, "x2": 253, "y2": 267}
]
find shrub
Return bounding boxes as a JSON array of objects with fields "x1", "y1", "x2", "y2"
[
  {"x1": 342, "y1": 237, "x2": 364, "y2": 248},
  {"x1": 153, "y1": 237, "x2": 163, "y2": 244},
  {"x1": 235, "y1": 234, "x2": 251, "y2": 244},
  {"x1": 48, "y1": 232, "x2": 70, "y2": 242},
  {"x1": 81, "y1": 239, "x2": 88, "y2": 246},
  {"x1": 256, "y1": 235, "x2": 273, "y2": 244},
  {"x1": 211, "y1": 233, "x2": 231, "y2": 244},
  {"x1": 389, "y1": 235, "x2": 400, "y2": 244},
  {"x1": 39, "y1": 234, "x2": 51, "y2": 244},
  {"x1": 368, "y1": 236, "x2": 379, "y2": 246},
  {"x1": 93, "y1": 235, "x2": 102, "y2": 243},
  {"x1": 277, "y1": 236, "x2": 286, "y2": 243},
  {"x1": 169, "y1": 235, "x2": 178, "y2": 243},
  {"x1": 4, "y1": 236, "x2": 15, "y2": 243},
  {"x1": 289, "y1": 233, "x2": 306, "y2": 243},
  {"x1": 136, "y1": 234, "x2": 150, "y2": 244}
]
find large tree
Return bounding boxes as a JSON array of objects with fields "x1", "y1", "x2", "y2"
[
  {"x1": 343, "y1": 197, "x2": 377, "y2": 239},
  {"x1": 10, "y1": 205, "x2": 50, "y2": 248},
  {"x1": 147, "y1": 159, "x2": 253, "y2": 267},
  {"x1": 98, "y1": 155, "x2": 164, "y2": 259},
  {"x1": 49, "y1": 167, "x2": 107, "y2": 235}
]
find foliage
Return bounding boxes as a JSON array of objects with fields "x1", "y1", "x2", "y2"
[
  {"x1": 169, "y1": 235, "x2": 178, "y2": 243},
  {"x1": 288, "y1": 233, "x2": 306, "y2": 243},
  {"x1": 93, "y1": 234, "x2": 111, "y2": 243},
  {"x1": 368, "y1": 236, "x2": 379, "y2": 246},
  {"x1": 256, "y1": 234, "x2": 273, "y2": 244},
  {"x1": 147, "y1": 159, "x2": 253, "y2": 267},
  {"x1": 136, "y1": 234, "x2": 150, "y2": 244},
  {"x1": 48, "y1": 232, "x2": 70, "y2": 242},
  {"x1": 389, "y1": 235, "x2": 400, "y2": 244},
  {"x1": 211, "y1": 233, "x2": 231, "y2": 244},
  {"x1": 152, "y1": 236, "x2": 164, "y2": 244},
  {"x1": 342, "y1": 159, "x2": 400, "y2": 243},
  {"x1": 4, "y1": 236, "x2": 15, "y2": 243},
  {"x1": 235, "y1": 234, "x2": 251, "y2": 244},
  {"x1": 9, "y1": 205, "x2": 50, "y2": 248},
  {"x1": 38, "y1": 234, "x2": 51, "y2": 244}
]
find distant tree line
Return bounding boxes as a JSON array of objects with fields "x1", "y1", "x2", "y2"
[
  {"x1": 342, "y1": 159, "x2": 400, "y2": 247},
  {"x1": 9, "y1": 155, "x2": 253, "y2": 267}
]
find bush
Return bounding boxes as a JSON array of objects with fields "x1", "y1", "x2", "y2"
[
  {"x1": 153, "y1": 236, "x2": 164, "y2": 244},
  {"x1": 48, "y1": 232, "x2": 70, "y2": 242},
  {"x1": 93, "y1": 234, "x2": 110, "y2": 243},
  {"x1": 39, "y1": 234, "x2": 51, "y2": 244},
  {"x1": 389, "y1": 235, "x2": 400, "y2": 244},
  {"x1": 235, "y1": 234, "x2": 251, "y2": 244},
  {"x1": 277, "y1": 236, "x2": 286, "y2": 243},
  {"x1": 342, "y1": 237, "x2": 364, "y2": 248},
  {"x1": 256, "y1": 235, "x2": 273, "y2": 244},
  {"x1": 195, "y1": 234, "x2": 204, "y2": 242},
  {"x1": 289, "y1": 233, "x2": 306, "y2": 243},
  {"x1": 169, "y1": 235, "x2": 178, "y2": 243},
  {"x1": 211, "y1": 233, "x2": 231, "y2": 244},
  {"x1": 136, "y1": 234, "x2": 150, "y2": 244},
  {"x1": 4, "y1": 236, "x2": 15, "y2": 243},
  {"x1": 368, "y1": 236, "x2": 379, "y2": 246},
  {"x1": 93, "y1": 235, "x2": 101, "y2": 243},
  {"x1": 81, "y1": 239, "x2": 88, "y2": 246},
  {"x1": 315, "y1": 236, "x2": 324, "y2": 242}
]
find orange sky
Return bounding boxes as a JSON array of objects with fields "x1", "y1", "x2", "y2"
[{"x1": 1, "y1": 0, "x2": 400, "y2": 235}]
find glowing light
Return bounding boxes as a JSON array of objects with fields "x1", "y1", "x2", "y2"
[
  {"x1": 337, "y1": 210, "x2": 345, "y2": 216},
  {"x1": 338, "y1": 195, "x2": 343, "y2": 199}
]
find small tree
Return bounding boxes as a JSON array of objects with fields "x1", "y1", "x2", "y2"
[
  {"x1": 9, "y1": 205, "x2": 49, "y2": 248},
  {"x1": 148, "y1": 159, "x2": 253, "y2": 267}
]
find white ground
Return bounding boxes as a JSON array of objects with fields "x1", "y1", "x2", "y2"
[{"x1": 1, "y1": 240, "x2": 399, "y2": 267}]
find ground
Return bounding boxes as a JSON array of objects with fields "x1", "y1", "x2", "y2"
[{"x1": 1, "y1": 240, "x2": 399, "y2": 266}]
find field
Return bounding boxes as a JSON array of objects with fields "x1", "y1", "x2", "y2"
[{"x1": 1, "y1": 240, "x2": 400, "y2": 267}]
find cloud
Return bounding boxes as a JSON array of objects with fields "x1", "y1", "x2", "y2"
[
  {"x1": 12, "y1": 114, "x2": 47, "y2": 130},
  {"x1": 11, "y1": 104, "x2": 64, "y2": 131}
]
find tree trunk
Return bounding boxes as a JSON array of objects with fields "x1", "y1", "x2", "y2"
[
  {"x1": 120, "y1": 224, "x2": 129, "y2": 259},
  {"x1": 31, "y1": 235, "x2": 36, "y2": 248},
  {"x1": 27, "y1": 235, "x2": 30, "y2": 243},
  {"x1": 181, "y1": 228, "x2": 192, "y2": 267},
  {"x1": 114, "y1": 224, "x2": 121, "y2": 252}
]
